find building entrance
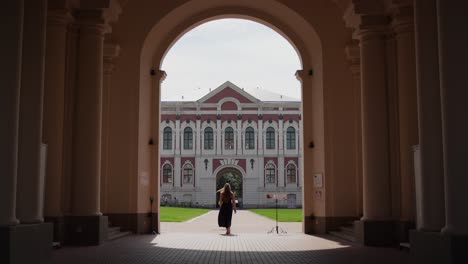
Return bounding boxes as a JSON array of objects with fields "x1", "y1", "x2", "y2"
[{"x1": 216, "y1": 168, "x2": 243, "y2": 208}]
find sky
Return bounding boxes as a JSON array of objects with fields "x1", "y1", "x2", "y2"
[{"x1": 160, "y1": 18, "x2": 302, "y2": 102}]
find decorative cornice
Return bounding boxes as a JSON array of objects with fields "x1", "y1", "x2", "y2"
[{"x1": 344, "y1": 0, "x2": 390, "y2": 39}]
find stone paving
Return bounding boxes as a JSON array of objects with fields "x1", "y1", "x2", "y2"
[{"x1": 52, "y1": 210, "x2": 412, "y2": 264}]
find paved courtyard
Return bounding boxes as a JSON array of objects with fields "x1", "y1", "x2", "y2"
[{"x1": 52, "y1": 210, "x2": 412, "y2": 264}]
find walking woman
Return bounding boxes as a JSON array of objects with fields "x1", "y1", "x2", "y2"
[{"x1": 218, "y1": 183, "x2": 237, "y2": 234}]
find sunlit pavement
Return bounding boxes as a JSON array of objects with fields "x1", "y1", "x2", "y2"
[{"x1": 52, "y1": 210, "x2": 411, "y2": 264}]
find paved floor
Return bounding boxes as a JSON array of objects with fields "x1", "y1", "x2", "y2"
[{"x1": 52, "y1": 210, "x2": 412, "y2": 264}]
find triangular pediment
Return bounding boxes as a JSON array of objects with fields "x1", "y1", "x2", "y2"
[{"x1": 197, "y1": 81, "x2": 259, "y2": 104}]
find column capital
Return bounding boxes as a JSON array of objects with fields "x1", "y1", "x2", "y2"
[
  {"x1": 47, "y1": 9, "x2": 73, "y2": 26},
  {"x1": 391, "y1": 5, "x2": 414, "y2": 34}
]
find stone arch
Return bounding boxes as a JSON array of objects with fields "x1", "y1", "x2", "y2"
[{"x1": 134, "y1": 0, "x2": 326, "y2": 234}]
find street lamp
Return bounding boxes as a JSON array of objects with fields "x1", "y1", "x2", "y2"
[
  {"x1": 250, "y1": 158, "x2": 255, "y2": 169},
  {"x1": 204, "y1": 159, "x2": 208, "y2": 170}
]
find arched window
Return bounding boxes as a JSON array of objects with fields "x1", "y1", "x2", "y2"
[
  {"x1": 162, "y1": 164, "x2": 172, "y2": 184},
  {"x1": 266, "y1": 127, "x2": 275, "y2": 149},
  {"x1": 245, "y1": 127, "x2": 255, "y2": 149},
  {"x1": 265, "y1": 163, "x2": 276, "y2": 184},
  {"x1": 204, "y1": 127, "x2": 213, "y2": 150},
  {"x1": 183, "y1": 164, "x2": 193, "y2": 184},
  {"x1": 183, "y1": 127, "x2": 193, "y2": 149},
  {"x1": 163, "y1": 127, "x2": 172, "y2": 150},
  {"x1": 286, "y1": 164, "x2": 297, "y2": 184},
  {"x1": 286, "y1": 127, "x2": 296, "y2": 149},
  {"x1": 225, "y1": 127, "x2": 234, "y2": 149}
]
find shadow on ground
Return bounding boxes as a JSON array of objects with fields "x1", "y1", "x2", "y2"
[{"x1": 52, "y1": 234, "x2": 412, "y2": 264}]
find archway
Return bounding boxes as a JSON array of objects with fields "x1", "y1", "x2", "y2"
[
  {"x1": 138, "y1": 0, "x2": 324, "y2": 234},
  {"x1": 216, "y1": 167, "x2": 243, "y2": 208}
]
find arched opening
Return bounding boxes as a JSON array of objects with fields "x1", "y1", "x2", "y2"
[
  {"x1": 140, "y1": 2, "x2": 324, "y2": 234},
  {"x1": 216, "y1": 167, "x2": 243, "y2": 208}
]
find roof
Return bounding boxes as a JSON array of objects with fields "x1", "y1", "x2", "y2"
[{"x1": 162, "y1": 81, "x2": 300, "y2": 102}]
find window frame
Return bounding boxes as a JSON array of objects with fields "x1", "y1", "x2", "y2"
[
  {"x1": 224, "y1": 127, "x2": 234, "y2": 150},
  {"x1": 183, "y1": 164, "x2": 193, "y2": 184},
  {"x1": 286, "y1": 126, "x2": 296, "y2": 150},
  {"x1": 265, "y1": 163, "x2": 276, "y2": 184},
  {"x1": 183, "y1": 127, "x2": 193, "y2": 150},
  {"x1": 163, "y1": 127, "x2": 172, "y2": 150},
  {"x1": 204, "y1": 127, "x2": 214, "y2": 150},
  {"x1": 245, "y1": 127, "x2": 255, "y2": 150},
  {"x1": 162, "y1": 164, "x2": 173, "y2": 184},
  {"x1": 266, "y1": 127, "x2": 275, "y2": 149},
  {"x1": 286, "y1": 163, "x2": 297, "y2": 184}
]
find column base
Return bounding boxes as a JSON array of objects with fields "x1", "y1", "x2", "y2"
[
  {"x1": 64, "y1": 215, "x2": 107, "y2": 246},
  {"x1": 107, "y1": 213, "x2": 157, "y2": 234},
  {"x1": 0, "y1": 222, "x2": 53, "y2": 264},
  {"x1": 395, "y1": 220, "x2": 415, "y2": 242},
  {"x1": 410, "y1": 230, "x2": 468, "y2": 264},
  {"x1": 354, "y1": 220, "x2": 396, "y2": 246},
  {"x1": 44, "y1": 216, "x2": 65, "y2": 244},
  {"x1": 304, "y1": 216, "x2": 359, "y2": 234}
]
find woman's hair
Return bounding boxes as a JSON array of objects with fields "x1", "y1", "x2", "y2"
[{"x1": 220, "y1": 183, "x2": 232, "y2": 201}]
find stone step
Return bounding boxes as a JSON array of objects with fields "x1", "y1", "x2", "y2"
[
  {"x1": 107, "y1": 231, "x2": 132, "y2": 241},
  {"x1": 329, "y1": 231, "x2": 356, "y2": 242},
  {"x1": 339, "y1": 226, "x2": 354, "y2": 236}
]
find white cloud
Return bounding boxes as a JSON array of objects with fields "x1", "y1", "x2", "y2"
[{"x1": 161, "y1": 18, "x2": 302, "y2": 101}]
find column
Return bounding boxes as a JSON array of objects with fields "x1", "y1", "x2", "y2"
[
  {"x1": 72, "y1": 18, "x2": 107, "y2": 217},
  {"x1": 175, "y1": 118, "x2": 181, "y2": 155},
  {"x1": 437, "y1": 0, "x2": 468, "y2": 236},
  {"x1": 196, "y1": 118, "x2": 201, "y2": 155},
  {"x1": 237, "y1": 115, "x2": 242, "y2": 154},
  {"x1": 413, "y1": 0, "x2": 445, "y2": 231},
  {"x1": 216, "y1": 115, "x2": 222, "y2": 153},
  {"x1": 43, "y1": 10, "x2": 72, "y2": 218},
  {"x1": 278, "y1": 157, "x2": 285, "y2": 187},
  {"x1": 0, "y1": 0, "x2": 23, "y2": 227},
  {"x1": 278, "y1": 114, "x2": 284, "y2": 154},
  {"x1": 346, "y1": 42, "x2": 363, "y2": 216},
  {"x1": 355, "y1": 18, "x2": 394, "y2": 245},
  {"x1": 101, "y1": 43, "x2": 120, "y2": 214},
  {"x1": 296, "y1": 69, "x2": 315, "y2": 234},
  {"x1": 16, "y1": 0, "x2": 48, "y2": 224},
  {"x1": 393, "y1": 5, "x2": 418, "y2": 226},
  {"x1": 151, "y1": 70, "x2": 165, "y2": 234},
  {"x1": 258, "y1": 116, "x2": 263, "y2": 155}
]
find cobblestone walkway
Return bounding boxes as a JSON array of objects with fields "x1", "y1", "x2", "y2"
[{"x1": 52, "y1": 210, "x2": 412, "y2": 264}]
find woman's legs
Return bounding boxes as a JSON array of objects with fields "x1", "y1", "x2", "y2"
[{"x1": 226, "y1": 227, "x2": 230, "y2": 234}]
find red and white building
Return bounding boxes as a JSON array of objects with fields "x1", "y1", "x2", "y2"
[{"x1": 160, "y1": 81, "x2": 302, "y2": 208}]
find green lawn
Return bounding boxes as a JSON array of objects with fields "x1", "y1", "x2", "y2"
[
  {"x1": 159, "y1": 206, "x2": 210, "y2": 222},
  {"x1": 248, "y1": 208, "x2": 302, "y2": 222}
]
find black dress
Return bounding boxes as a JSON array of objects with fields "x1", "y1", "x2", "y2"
[{"x1": 218, "y1": 195, "x2": 233, "y2": 228}]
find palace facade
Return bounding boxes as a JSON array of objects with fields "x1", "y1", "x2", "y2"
[{"x1": 160, "y1": 82, "x2": 302, "y2": 208}]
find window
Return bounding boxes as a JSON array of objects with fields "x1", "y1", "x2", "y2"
[
  {"x1": 266, "y1": 127, "x2": 275, "y2": 149},
  {"x1": 204, "y1": 127, "x2": 213, "y2": 150},
  {"x1": 265, "y1": 163, "x2": 276, "y2": 184},
  {"x1": 183, "y1": 127, "x2": 193, "y2": 149},
  {"x1": 183, "y1": 164, "x2": 193, "y2": 184},
  {"x1": 245, "y1": 127, "x2": 255, "y2": 149},
  {"x1": 286, "y1": 127, "x2": 296, "y2": 149},
  {"x1": 287, "y1": 164, "x2": 296, "y2": 184},
  {"x1": 163, "y1": 127, "x2": 172, "y2": 150},
  {"x1": 225, "y1": 127, "x2": 234, "y2": 149},
  {"x1": 162, "y1": 164, "x2": 172, "y2": 184}
]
